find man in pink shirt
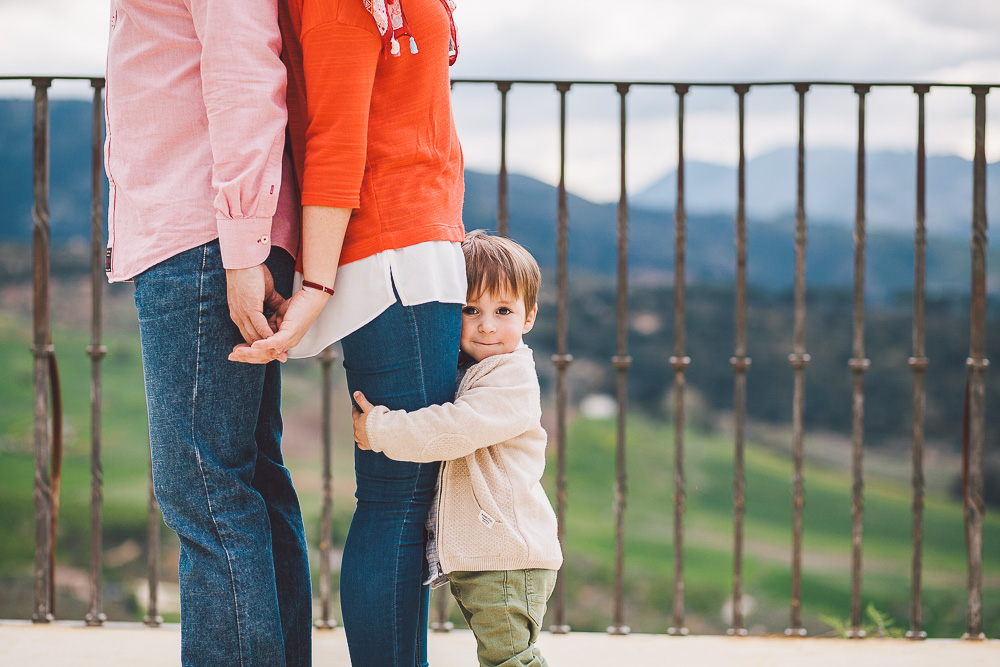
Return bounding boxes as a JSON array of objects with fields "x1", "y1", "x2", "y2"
[{"x1": 105, "y1": 1, "x2": 310, "y2": 664}]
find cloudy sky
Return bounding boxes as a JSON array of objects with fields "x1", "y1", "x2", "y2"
[{"x1": 1, "y1": 0, "x2": 998, "y2": 200}]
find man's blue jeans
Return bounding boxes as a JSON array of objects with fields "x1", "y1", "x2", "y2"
[
  {"x1": 339, "y1": 290, "x2": 462, "y2": 667},
  {"x1": 133, "y1": 242, "x2": 312, "y2": 667}
]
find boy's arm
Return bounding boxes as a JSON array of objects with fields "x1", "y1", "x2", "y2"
[{"x1": 352, "y1": 359, "x2": 541, "y2": 463}]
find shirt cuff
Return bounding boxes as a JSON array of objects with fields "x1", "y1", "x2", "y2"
[{"x1": 217, "y1": 217, "x2": 273, "y2": 269}]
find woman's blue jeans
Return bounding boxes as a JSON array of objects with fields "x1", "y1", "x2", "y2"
[
  {"x1": 133, "y1": 242, "x2": 312, "y2": 667},
  {"x1": 339, "y1": 289, "x2": 462, "y2": 667}
]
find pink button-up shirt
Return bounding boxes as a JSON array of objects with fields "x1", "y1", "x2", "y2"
[{"x1": 104, "y1": 0, "x2": 299, "y2": 282}]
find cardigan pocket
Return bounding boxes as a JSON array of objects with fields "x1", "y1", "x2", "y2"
[
  {"x1": 466, "y1": 447, "x2": 515, "y2": 528},
  {"x1": 443, "y1": 456, "x2": 529, "y2": 560},
  {"x1": 469, "y1": 449, "x2": 529, "y2": 556}
]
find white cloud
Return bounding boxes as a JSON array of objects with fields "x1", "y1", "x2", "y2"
[
  {"x1": 448, "y1": 0, "x2": 1000, "y2": 200},
  {"x1": 4, "y1": 0, "x2": 996, "y2": 83},
  {"x1": 903, "y1": 0, "x2": 1000, "y2": 32},
  {"x1": 0, "y1": 1, "x2": 108, "y2": 79},
  {"x1": 451, "y1": 0, "x2": 999, "y2": 82},
  {"x1": 1, "y1": 0, "x2": 996, "y2": 200}
]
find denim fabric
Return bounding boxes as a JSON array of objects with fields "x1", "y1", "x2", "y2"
[
  {"x1": 133, "y1": 242, "x2": 312, "y2": 667},
  {"x1": 339, "y1": 291, "x2": 462, "y2": 667},
  {"x1": 448, "y1": 569, "x2": 557, "y2": 667}
]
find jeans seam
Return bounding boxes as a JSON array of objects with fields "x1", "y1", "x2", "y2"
[
  {"x1": 404, "y1": 303, "x2": 429, "y2": 410},
  {"x1": 190, "y1": 245, "x2": 245, "y2": 666},
  {"x1": 389, "y1": 481, "x2": 411, "y2": 667},
  {"x1": 398, "y1": 301, "x2": 427, "y2": 667}
]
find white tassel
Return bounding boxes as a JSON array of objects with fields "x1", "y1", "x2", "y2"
[{"x1": 390, "y1": 36, "x2": 400, "y2": 55}]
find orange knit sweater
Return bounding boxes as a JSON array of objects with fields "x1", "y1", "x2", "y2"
[{"x1": 280, "y1": 0, "x2": 465, "y2": 266}]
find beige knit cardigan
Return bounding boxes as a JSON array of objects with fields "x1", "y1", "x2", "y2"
[{"x1": 364, "y1": 346, "x2": 563, "y2": 573}]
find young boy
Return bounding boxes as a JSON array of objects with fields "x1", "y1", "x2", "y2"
[{"x1": 352, "y1": 229, "x2": 562, "y2": 667}]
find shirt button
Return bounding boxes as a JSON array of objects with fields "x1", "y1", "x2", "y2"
[{"x1": 258, "y1": 235, "x2": 269, "y2": 244}]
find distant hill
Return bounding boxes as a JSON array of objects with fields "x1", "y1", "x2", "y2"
[
  {"x1": 465, "y1": 170, "x2": 993, "y2": 301},
  {"x1": 632, "y1": 147, "x2": 1000, "y2": 238},
  {"x1": 0, "y1": 99, "x2": 98, "y2": 244},
  {"x1": 1, "y1": 98, "x2": 995, "y2": 299}
]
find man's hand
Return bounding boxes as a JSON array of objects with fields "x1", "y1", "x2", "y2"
[
  {"x1": 352, "y1": 391, "x2": 375, "y2": 450},
  {"x1": 226, "y1": 264, "x2": 284, "y2": 345},
  {"x1": 229, "y1": 204, "x2": 349, "y2": 364},
  {"x1": 228, "y1": 285, "x2": 331, "y2": 364}
]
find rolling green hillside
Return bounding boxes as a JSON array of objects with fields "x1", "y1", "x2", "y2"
[
  {"x1": 551, "y1": 414, "x2": 999, "y2": 636},
  {"x1": 0, "y1": 279, "x2": 996, "y2": 636}
]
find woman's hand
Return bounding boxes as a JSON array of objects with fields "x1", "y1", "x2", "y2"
[
  {"x1": 228, "y1": 286, "x2": 330, "y2": 363},
  {"x1": 229, "y1": 205, "x2": 350, "y2": 364},
  {"x1": 352, "y1": 391, "x2": 375, "y2": 450}
]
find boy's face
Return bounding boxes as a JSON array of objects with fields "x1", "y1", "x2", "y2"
[{"x1": 460, "y1": 287, "x2": 537, "y2": 362}]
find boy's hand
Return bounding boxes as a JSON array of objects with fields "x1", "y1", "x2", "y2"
[{"x1": 352, "y1": 391, "x2": 376, "y2": 450}]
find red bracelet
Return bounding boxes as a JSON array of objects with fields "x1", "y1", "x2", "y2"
[{"x1": 302, "y1": 279, "x2": 335, "y2": 295}]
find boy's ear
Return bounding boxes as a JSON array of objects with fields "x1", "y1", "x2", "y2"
[{"x1": 522, "y1": 304, "x2": 538, "y2": 334}]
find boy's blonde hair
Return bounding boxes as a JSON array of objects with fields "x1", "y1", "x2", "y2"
[{"x1": 462, "y1": 230, "x2": 541, "y2": 310}]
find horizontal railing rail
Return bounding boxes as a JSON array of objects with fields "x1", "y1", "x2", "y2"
[{"x1": 5, "y1": 75, "x2": 995, "y2": 639}]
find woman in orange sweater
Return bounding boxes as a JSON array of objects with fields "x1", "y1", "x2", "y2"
[{"x1": 231, "y1": 1, "x2": 465, "y2": 664}]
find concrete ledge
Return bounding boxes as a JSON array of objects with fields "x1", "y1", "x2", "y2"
[{"x1": 1, "y1": 621, "x2": 998, "y2": 666}]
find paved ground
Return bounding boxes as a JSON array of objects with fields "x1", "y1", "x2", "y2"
[{"x1": 2, "y1": 621, "x2": 998, "y2": 666}]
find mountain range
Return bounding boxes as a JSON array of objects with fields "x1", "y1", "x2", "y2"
[
  {"x1": 0, "y1": 98, "x2": 995, "y2": 300},
  {"x1": 631, "y1": 147, "x2": 1000, "y2": 238}
]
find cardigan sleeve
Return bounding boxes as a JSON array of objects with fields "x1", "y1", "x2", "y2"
[{"x1": 365, "y1": 357, "x2": 542, "y2": 463}]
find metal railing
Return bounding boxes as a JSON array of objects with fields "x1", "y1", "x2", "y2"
[{"x1": 6, "y1": 74, "x2": 996, "y2": 639}]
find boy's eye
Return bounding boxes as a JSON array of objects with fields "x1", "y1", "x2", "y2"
[
  {"x1": 496, "y1": 307, "x2": 513, "y2": 315},
  {"x1": 462, "y1": 306, "x2": 478, "y2": 315}
]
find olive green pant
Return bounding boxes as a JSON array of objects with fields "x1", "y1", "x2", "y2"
[{"x1": 448, "y1": 569, "x2": 558, "y2": 667}]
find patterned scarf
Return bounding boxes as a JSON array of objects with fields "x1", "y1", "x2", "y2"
[{"x1": 362, "y1": 0, "x2": 459, "y2": 65}]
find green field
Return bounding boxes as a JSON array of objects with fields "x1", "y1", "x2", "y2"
[
  {"x1": 552, "y1": 415, "x2": 999, "y2": 636},
  {"x1": 0, "y1": 281, "x2": 997, "y2": 636}
]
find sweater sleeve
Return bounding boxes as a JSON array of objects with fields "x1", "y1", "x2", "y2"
[
  {"x1": 365, "y1": 358, "x2": 541, "y2": 463},
  {"x1": 298, "y1": 19, "x2": 381, "y2": 209}
]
